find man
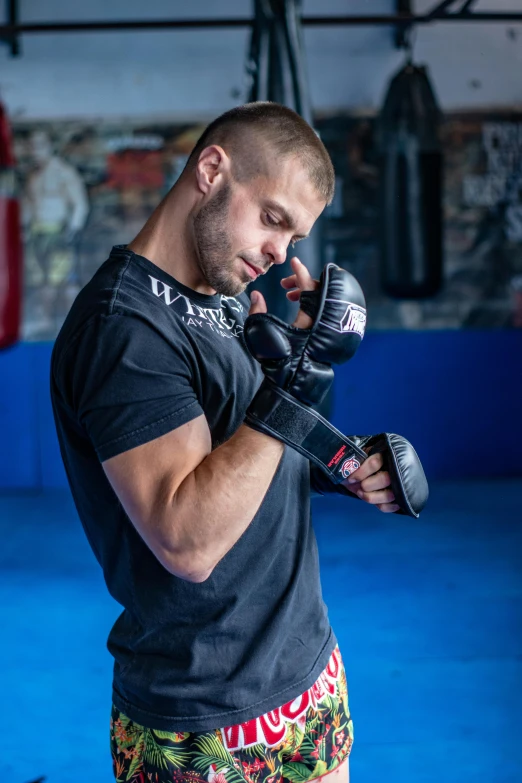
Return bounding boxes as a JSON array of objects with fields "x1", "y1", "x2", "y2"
[{"x1": 51, "y1": 103, "x2": 398, "y2": 783}]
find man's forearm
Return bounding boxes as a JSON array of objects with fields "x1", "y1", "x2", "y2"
[{"x1": 165, "y1": 425, "x2": 284, "y2": 582}]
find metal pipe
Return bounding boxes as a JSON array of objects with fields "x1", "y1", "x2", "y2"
[
  {"x1": 460, "y1": 0, "x2": 479, "y2": 12},
  {"x1": 426, "y1": 0, "x2": 460, "y2": 18},
  {"x1": 7, "y1": 0, "x2": 20, "y2": 55},
  {"x1": 395, "y1": 0, "x2": 414, "y2": 49},
  {"x1": 0, "y1": 13, "x2": 521, "y2": 37}
]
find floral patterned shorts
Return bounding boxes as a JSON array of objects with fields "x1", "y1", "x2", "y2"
[{"x1": 111, "y1": 645, "x2": 353, "y2": 783}]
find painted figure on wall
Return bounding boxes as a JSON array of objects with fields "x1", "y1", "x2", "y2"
[
  {"x1": 11, "y1": 115, "x2": 522, "y2": 339},
  {"x1": 23, "y1": 129, "x2": 89, "y2": 338}
]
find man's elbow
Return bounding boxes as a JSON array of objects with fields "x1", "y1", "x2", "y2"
[
  {"x1": 158, "y1": 546, "x2": 214, "y2": 584},
  {"x1": 177, "y1": 562, "x2": 214, "y2": 583},
  {"x1": 184, "y1": 568, "x2": 213, "y2": 584}
]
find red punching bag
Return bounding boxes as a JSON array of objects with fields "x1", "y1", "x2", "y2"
[{"x1": 0, "y1": 102, "x2": 23, "y2": 349}]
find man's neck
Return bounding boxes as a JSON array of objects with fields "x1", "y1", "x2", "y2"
[{"x1": 128, "y1": 188, "x2": 215, "y2": 295}]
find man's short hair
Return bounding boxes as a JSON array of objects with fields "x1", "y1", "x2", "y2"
[{"x1": 187, "y1": 102, "x2": 335, "y2": 205}]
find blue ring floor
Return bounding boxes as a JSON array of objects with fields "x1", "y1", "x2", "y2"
[{"x1": 1, "y1": 479, "x2": 521, "y2": 783}]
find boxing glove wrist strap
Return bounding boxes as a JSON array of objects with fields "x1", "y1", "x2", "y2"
[{"x1": 245, "y1": 378, "x2": 366, "y2": 483}]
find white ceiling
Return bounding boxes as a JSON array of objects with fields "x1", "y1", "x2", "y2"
[{"x1": 0, "y1": 0, "x2": 521, "y2": 119}]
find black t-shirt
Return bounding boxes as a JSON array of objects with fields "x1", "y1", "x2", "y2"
[{"x1": 51, "y1": 245, "x2": 336, "y2": 732}]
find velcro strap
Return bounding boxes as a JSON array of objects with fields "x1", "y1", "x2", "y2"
[{"x1": 245, "y1": 379, "x2": 367, "y2": 483}]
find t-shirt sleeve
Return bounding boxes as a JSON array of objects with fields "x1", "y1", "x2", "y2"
[{"x1": 59, "y1": 313, "x2": 203, "y2": 462}]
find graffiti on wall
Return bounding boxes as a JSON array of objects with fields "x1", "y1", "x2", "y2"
[
  {"x1": 316, "y1": 113, "x2": 522, "y2": 329},
  {"x1": 14, "y1": 121, "x2": 204, "y2": 339},
  {"x1": 12, "y1": 113, "x2": 522, "y2": 339}
]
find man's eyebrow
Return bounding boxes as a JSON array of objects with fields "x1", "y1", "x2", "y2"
[{"x1": 265, "y1": 199, "x2": 309, "y2": 240}]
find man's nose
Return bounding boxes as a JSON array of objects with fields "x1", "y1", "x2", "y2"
[{"x1": 264, "y1": 238, "x2": 289, "y2": 266}]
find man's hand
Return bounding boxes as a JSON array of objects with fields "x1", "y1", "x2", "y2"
[
  {"x1": 250, "y1": 255, "x2": 320, "y2": 327},
  {"x1": 281, "y1": 256, "x2": 319, "y2": 328},
  {"x1": 280, "y1": 259, "x2": 399, "y2": 514},
  {"x1": 342, "y1": 452, "x2": 400, "y2": 514},
  {"x1": 250, "y1": 255, "x2": 319, "y2": 328},
  {"x1": 248, "y1": 289, "x2": 268, "y2": 316}
]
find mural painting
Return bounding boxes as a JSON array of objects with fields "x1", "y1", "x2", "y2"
[{"x1": 12, "y1": 113, "x2": 522, "y2": 339}]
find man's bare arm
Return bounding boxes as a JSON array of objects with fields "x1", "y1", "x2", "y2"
[
  {"x1": 103, "y1": 257, "x2": 318, "y2": 584},
  {"x1": 103, "y1": 415, "x2": 283, "y2": 583}
]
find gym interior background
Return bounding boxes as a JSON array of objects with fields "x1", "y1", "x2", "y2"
[{"x1": 0, "y1": 1, "x2": 521, "y2": 781}]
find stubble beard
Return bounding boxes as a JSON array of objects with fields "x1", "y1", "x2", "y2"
[{"x1": 193, "y1": 183, "x2": 248, "y2": 297}]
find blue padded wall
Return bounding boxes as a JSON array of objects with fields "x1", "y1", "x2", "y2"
[
  {"x1": 331, "y1": 331, "x2": 522, "y2": 479},
  {"x1": 0, "y1": 343, "x2": 41, "y2": 488},
  {"x1": 0, "y1": 332, "x2": 521, "y2": 489}
]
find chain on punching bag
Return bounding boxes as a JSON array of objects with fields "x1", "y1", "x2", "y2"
[
  {"x1": 246, "y1": 0, "x2": 320, "y2": 324},
  {"x1": 0, "y1": 102, "x2": 23, "y2": 349},
  {"x1": 247, "y1": 0, "x2": 312, "y2": 124},
  {"x1": 377, "y1": 63, "x2": 443, "y2": 299},
  {"x1": 245, "y1": 0, "x2": 332, "y2": 416}
]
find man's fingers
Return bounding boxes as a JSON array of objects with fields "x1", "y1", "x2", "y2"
[
  {"x1": 341, "y1": 459, "x2": 398, "y2": 511},
  {"x1": 359, "y1": 470, "x2": 391, "y2": 493},
  {"x1": 346, "y1": 452, "x2": 383, "y2": 483},
  {"x1": 355, "y1": 488, "x2": 395, "y2": 505},
  {"x1": 248, "y1": 290, "x2": 268, "y2": 315},
  {"x1": 281, "y1": 258, "x2": 317, "y2": 293},
  {"x1": 290, "y1": 258, "x2": 318, "y2": 328},
  {"x1": 286, "y1": 288, "x2": 302, "y2": 302},
  {"x1": 281, "y1": 257, "x2": 319, "y2": 328},
  {"x1": 280, "y1": 274, "x2": 298, "y2": 290},
  {"x1": 282, "y1": 260, "x2": 319, "y2": 301},
  {"x1": 281, "y1": 275, "x2": 300, "y2": 300},
  {"x1": 377, "y1": 502, "x2": 400, "y2": 513},
  {"x1": 290, "y1": 256, "x2": 317, "y2": 292}
]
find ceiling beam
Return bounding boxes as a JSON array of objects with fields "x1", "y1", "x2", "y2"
[{"x1": 0, "y1": 11, "x2": 521, "y2": 40}]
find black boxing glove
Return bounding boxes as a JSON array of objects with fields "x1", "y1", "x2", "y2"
[
  {"x1": 310, "y1": 433, "x2": 429, "y2": 518},
  {"x1": 244, "y1": 263, "x2": 367, "y2": 407},
  {"x1": 244, "y1": 263, "x2": 370, "y2": 488}
]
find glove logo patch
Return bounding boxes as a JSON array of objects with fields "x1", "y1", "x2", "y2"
[
  {"x1": 340, "y1": 457, "x2": 361, "y2": 478},
  {"x1": 336, "y1": 302, "x2": 366, "y2": 338}
]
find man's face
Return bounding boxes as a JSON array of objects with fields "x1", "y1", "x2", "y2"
[
  {"x1": 29, "y1": 131, "x2": 53, "y2": 166},
  {"x1": 192, "y1": 156, "x2": 326, "y2": 297}
]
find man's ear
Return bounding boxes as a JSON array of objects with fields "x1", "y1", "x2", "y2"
[{"x1": 195, "y1": 145, "x2": 230, "y2": 194}]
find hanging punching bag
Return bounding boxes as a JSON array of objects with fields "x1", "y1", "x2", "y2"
[
  {"x1": 377, "y1": 63, "x2": 443, "y2": 299},
  {"x1": 0, "y1": 102, "x2": 23, "y2": 349}
]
